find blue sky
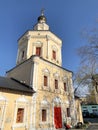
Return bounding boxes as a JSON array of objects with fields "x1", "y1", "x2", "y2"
[{"x1": 0, "y1": 0, "x2": 98, "y2": 76}]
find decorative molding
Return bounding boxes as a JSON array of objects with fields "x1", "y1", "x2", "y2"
[
  {"x1": 54, "y1": 89, "x2": 60, "y2": 94},
  {"x1": 16, "y1": 95, "x2": 28, "y2": 103},
  {"x1": 42, "y1": 68, "x2": 50, "y2": 75}
]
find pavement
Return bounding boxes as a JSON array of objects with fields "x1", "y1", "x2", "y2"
[
  {"x1": 84, "y1": 118, "x2": 98, "y2": 123},
  {"x1": 84, "y1": 118, "x2": 98, "y2": 130},
  {"x1": 86, "y1": 123, "x2": 98, "y2": 130}
]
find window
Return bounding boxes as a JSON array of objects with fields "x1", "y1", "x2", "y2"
[
  {"x1": 83, "y1": 107, "x2": 87, "y2": 108},
  {"x1": 42, "y1": 109, "x2": 46, "y2": 122},
  {"x1": 41, "y1": 99, "x2": 50, "y2": 123},
  {"x1": 64, "y1": 83, "x2": 66, "y2": 91},
  {"x1": 92, "y1": 106, "x2": 97, "y2": 108},
  {"x1": 36, "y1": 47, "x2": 41, "y2": 56},
  {"x1": 52, "y1": 50, "x2": 56, "y2": 60},
  {"x1": 66, "y1": 108, "x2": 70, "y2": 117},
  {"x1": 44, "y1": 76, "x2": 48, "y2": 86},
  {"x1": 22, "y1": 51, "x2": 25, "y2": 59},
  {"x1": 55, "y1": 79, "x2": 58, "y2": 89},
  {"x1": 16, "y1": 108, "x2": 24, "y2": 123}
]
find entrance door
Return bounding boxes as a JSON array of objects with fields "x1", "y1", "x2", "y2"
[{"x1": 54, "y1": 107, "x2": 62, "y2": 129}]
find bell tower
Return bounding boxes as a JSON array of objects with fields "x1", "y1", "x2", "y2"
[{"x1": 16, "y1": 10, "x2": 62, "y2": 66}]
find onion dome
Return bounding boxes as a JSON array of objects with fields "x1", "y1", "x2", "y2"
[{"x1": 38, "y1": 9, "x2": 47, "y2": 23}]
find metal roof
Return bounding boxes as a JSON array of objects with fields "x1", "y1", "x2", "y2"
[{"x1": 0, "y1": 76, "x2": 35, "y2": 94}]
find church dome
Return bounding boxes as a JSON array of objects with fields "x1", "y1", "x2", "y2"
[
  {"x1": 38, "y1": 15, "x2": 47, "y2": 23},
  {"x1": 37, "y1": 9, "x2": 47, "y2": 23}
]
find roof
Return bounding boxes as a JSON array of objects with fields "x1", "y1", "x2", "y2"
[
  {"x1": 0, "y1": 76, "x2": 35, "y2": 94},
  {"x1": 7, "y1": 55, "x2": 73, "y2": 74}
]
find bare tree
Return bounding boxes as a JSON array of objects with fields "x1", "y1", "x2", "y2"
[{"x1": 74, "y1": 28, "x2": 98, "y2": 96}]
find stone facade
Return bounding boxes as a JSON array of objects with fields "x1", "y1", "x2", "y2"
[
  {"x1": 0, "y1": 89, "x2": 33, "y2": 130},
  {"x1": 0, "y1": 11, "x2": 83, "y2": 130}
]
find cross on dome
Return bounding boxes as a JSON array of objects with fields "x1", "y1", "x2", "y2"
[{"x1": 41, "y1": 8, "x2": 45, "y2": 16}]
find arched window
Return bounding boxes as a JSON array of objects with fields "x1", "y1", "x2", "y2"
[
  {"x1": 34, "y1": 41, "x2": 43, "y2": 57},
  {"x1": 52, "y1": 45, "x2": 58, "y2": 61},
  {"x1": 40, "y1": 98, "x2": 50, "y2": 124},
  {"x1": 62, "y1": 76, "x2": 68, "y2": 93},
  {"x1": 53, "y1": 72, "x2": 60, "y2": 93},
  {"x1": 42, "y1": 68, "x2": 50, "y2": 90}
]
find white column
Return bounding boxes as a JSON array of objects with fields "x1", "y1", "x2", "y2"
[
  {"x1": 1, "y1": 101, "x2": 7, "y2": 130},
  {"x1": 26, "y1": 35, "x2": 31, "y2": 59},
  {"x1": 29, "y1": 98, "x2": 33, "y2": 130},
  {"x1": 16, "y1": 49, "x2": 19, "y2": 64},
  {"x1": 30, "y1": 58, "x2": 38, "y2": 90},
  {"x1": 32, "y1": 93, "x2": 37, "y2": 130},
  {"x1": 59, "y1": 46, "x2": 62, "y2": 66},
  {"x1": 46, "y1": 35, "x2": 49, "y2": 59}
]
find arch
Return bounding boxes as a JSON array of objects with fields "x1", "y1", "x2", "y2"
[
  {"x1": 42, "y1": 68, "x2": 50, "y2": 75},
  {"x1": 16, "y1": 95, "x2": 28, "y2": 103},
  {"x1": 41, "y1": 97, "x2": 49, "y2": 106},
  {"x1": 53, "y1": 96, "x2": 61, "y2": 104},
  {"x1": 35, "y1": 41, "x2": 43, "y2": 47},
  {"x1": 0, "y1": 95, "x2": 7, "y2": 101},
  {"x1": 52, "y1": 45, "x2": 57, "y2": 51},
  {"x1": 53, "y1": 72, "x2": 59, "y2": 79}
]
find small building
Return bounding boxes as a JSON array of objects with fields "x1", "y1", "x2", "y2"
[
  {"x1": 0, "y1": 76, "x2": 35, "y2": 130},
  {"x1": 82, "y1": 104, "x2": 98, "y2": 117}
]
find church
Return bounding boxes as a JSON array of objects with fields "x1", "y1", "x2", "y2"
[{"x1": 0, "y1": 11, "x2": 83, "y2": 130}]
